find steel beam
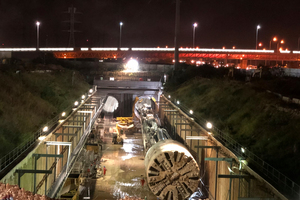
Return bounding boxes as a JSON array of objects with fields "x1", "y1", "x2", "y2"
[
  {"x1": 16, "y1": 169, "x2": 52, "y2": 176},
  {"x1": 78, "y1": 107, "x2": 95, "y2": 110},
  {"x1": 164, "y1": 110, "x2": 178, "y2": 112},
  {"x1": 74, "y1": 113, "x2": 90, "y2": 116},
  {"x1": 194, "y1": 146, "x2": 221, "y2": 149},
  {"x1": 78, "y1": 111, "x2": 93, "y2": 113},
  {"x1": 45, "y1": 141, "x2": 72, "y2": 146},
  {"x1": 186, "y1": 136, "x2": 208, "y2": 140},
  {"x1": 175, "y1": 123, "x2": 191, "y2": 125},
  {"x1": 33, "y1": 154, "x2": 63, "y2": 160},
  {"x1": 180, "y1": 129, "x2": 200, "y2": 132},
  {"x1": 66, "y1": 120, "x2": 85, "y2": 123},
  {"x1": 218, "y1": 174, "x2": 252, "y2": 179},
  {"x1": 17, "y1": 169, "x2": 52, "y2": 188},
  {"x1": 63, "y1": 125, "x2": 82, "y2": 128},
  {"x1": 205, "y1": 158, "x2": 234, "y2": 162},
  {"x1": 54, "y1": 133, "x2": 77, "y2": 136}
]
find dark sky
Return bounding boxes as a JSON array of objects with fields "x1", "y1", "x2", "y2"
[{"x1": 1, "y1": 0, "x2": 300, "y2": 49}]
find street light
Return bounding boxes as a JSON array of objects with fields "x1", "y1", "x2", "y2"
[
  {"x1": 36, "y1": 21, "x2": 40, "y2": 50},
  {"x1": 43, "y1": 126, "x2": 48, "y2": 132},
  {"x1": 193, "y1": 23, "x2": 197, "y2": 48},
  {"x1": 256, "y1": 25, "x2": 260, "y2": 49},
  {"x1": 119, "y1": 22, "x2": 123, "y2": 48},
  {"x1": 269, "y1": 37, "x2": 277, "y2": 49},
  {"x1": 206, "y1": 122, "x2": 212, "y2": 129}
]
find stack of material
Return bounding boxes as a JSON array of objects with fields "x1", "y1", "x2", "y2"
[{"x1": 0, "y1": 183, "x2": 55, "y2": 200}]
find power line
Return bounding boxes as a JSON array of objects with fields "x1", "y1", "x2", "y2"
[{"x1": 62, "y1": 5, "x2": 81, "y2": 47}]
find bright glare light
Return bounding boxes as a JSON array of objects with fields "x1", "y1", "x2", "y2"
[
  {"x1": 39, "y1": 48, "x2": 73, "y2": 51},
  {"x1": 273, "y1": 37, "x2": 277, "y2": 42},
  {"x1": 36, "y1": 21, "x2": 40, "y2": 26},
  {"x1": 125, "y1": 59, "x2": 139, "y2": 72},
  {"x1": 43, "y1": 126, "x2": 48, "y2": 132},
  {"x1": 120, "y1": 22, "x2": 123, "y2": 26},
  {"x1": 189, "y1": 110, "x2": 193, "y2": 114},
  {"x1": 61, "y1": 112, "x2": 66, "y2": 117},
  {"x1": 0, "y1": 48, "x2": 36, "y2": 51},
  {"x1": 82, "y1": 95, "x2": 85, "y2": 99},
  {"x1": 91, "y1": 48, "x2": 118, "y2": 51},
  {"x1": 257, "y1": 25, "x2": 260, "y2": 29},
  {"x1": 281, "y1": 40, "x2": 284, "y2": 44},
  {"x1": 74, "y1": 101, "x2": 79, "y2": 106},
  {"x1": 206, "y1": 122, "x2": 212, "y2": 129},
  {"x1": 193, "y1": 23, "x2": 198, "y2": 27},
  {"x1": 241, "y1": 147, "x2": 245, "y2": 153},
  {"x1": 89, "y1": 89, "x2": 93, "y2": 93},
  {"x1": 38, "y1": 136, "x2": 46, "y2": 141},
  {"x1": 207, "y1": 132, "x2": 212, "y2": 135},
  {"x1": 168, "y1": 95, "x2": 171, "y2": 98},
  {"x1": 176, "y1": 100, "x2": 180, "y2": 105}
]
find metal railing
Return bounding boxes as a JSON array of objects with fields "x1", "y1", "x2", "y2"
[
  {"x1": 0, "y1": 87, "x2": 97, "y2": 176},
  {"x1": 164, "y1": 94, "x2": 299, "y2": 200},
  {"x1": 0, "y1": 112, "x2": 65, "y2": 173}
]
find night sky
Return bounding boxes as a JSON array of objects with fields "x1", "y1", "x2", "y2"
[{"x1": 1, "y1": 0, "x2": 300, "y2": 49}]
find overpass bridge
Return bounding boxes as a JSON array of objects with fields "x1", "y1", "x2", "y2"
[
  {"x1": 0, "y1": 79, "x2": 297, "y2": 200},
  {"x1": 2, "y1": 47, "x2": 300, "y2": 67}
]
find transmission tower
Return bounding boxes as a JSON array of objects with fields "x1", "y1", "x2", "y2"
[{"x1": 63, "y1": 5, "x2": 81, "y2": 47}]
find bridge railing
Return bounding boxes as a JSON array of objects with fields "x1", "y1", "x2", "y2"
[{"x1": 164, "y1": 94, "x2": 299, "y2": 200}]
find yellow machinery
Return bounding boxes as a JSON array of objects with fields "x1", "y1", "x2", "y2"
[{"x1": 116, "y1": 117, "x2": 134, "y2": 134}]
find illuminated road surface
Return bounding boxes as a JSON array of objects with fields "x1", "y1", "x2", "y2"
[{"x1": 91, "y1": 134, "x2": 157, "y2": 200}]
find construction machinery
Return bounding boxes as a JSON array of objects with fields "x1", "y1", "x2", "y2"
[{"x1": 134, "y1": 96, "x2": 200, "y2": 200}]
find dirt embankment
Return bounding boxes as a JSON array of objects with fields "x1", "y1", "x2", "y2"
[{"x1": 167, "y1": 77, "x2": 300, "y2": 183}]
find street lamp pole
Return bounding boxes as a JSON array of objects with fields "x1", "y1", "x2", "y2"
[
  {"x1": 256, "y1": 25, "x2": 260, "y2": 50},
  {"x1": 119, "y1": 22, "x2": 123, "y2": 48},
  {"x1": 36, "y1": 21, "x2": 40, "y2": 50},
  {"x1": 174, "y1": 0, "x2": 180, "y2": 71},
  {"x1": 193, "y1": 23, "x2": 197, "y2": 48},
  {"x1": 270, "y1": 37, "x2": 277, "y2": 50}
]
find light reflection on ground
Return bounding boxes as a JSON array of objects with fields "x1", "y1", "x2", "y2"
[{"x1": 90, "y1": 134, "x2": 157, "y2": 200}]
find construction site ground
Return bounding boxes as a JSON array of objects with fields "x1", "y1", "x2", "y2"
[{"x1": 80, "y1": 133, "x2": 157, "y2": 200}]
